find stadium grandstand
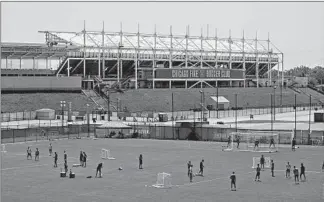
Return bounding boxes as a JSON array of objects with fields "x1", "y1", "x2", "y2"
[{"x1": 1, "y1": 24, "x2": 324, "y2": 115}]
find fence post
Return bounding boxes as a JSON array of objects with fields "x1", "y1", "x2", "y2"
[
  {"x1": 12, "y1": 129, "x2": 15, "y2": 143},
  {"x1": 25, "y1": 129, "x2": 27, "y2": 142}
]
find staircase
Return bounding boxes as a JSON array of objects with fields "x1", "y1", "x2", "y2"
[{"x1": 55, "y1": 56, "x2": 68, "y2": 75}]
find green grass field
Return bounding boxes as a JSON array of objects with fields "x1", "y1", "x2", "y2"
[{"x1": 2, "y1": 138, "x2": 324, "y2": 202}]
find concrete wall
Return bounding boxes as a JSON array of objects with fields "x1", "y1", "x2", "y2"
[{"x1": 1, "y1": 76, "x2": 81, "y2": 92}]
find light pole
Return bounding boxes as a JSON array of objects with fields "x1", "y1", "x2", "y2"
[
  {"x1": 308, "y1": 95, "x2": 312, "y2": 145},
  {"x1": 273, "y1": 85, "x2": 277, "y2": 120},
  {"x1": 216, "y1": 86, "x2": 219, "y2": 119},
  {"x1": 199, "y1": 90, "x2": 204, "y2": 140},
  {"x1": 86, "y1": 104, "x2": 90, "y2": 137},
  {"x1": 235, "y1": 94, "x2": 238, "y2": 132},
  {"x1": 172, "y1": 92, "x2": 175, "y2": 139},
  {"x1": 294, "y1": 94, "x2": 297, "y2": 139},
  {"x1": 270, "y1": 94, "x2": 273, "y2": 132},
  {"x1": 60, "y1": 101, "x2": 66, "y2": 134}
]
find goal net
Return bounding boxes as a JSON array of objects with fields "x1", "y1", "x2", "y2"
[
  {"x1": 152, "y1": 172, "x2": 172, "y2": 188},
  {"x1": 1, "y1": 144, "x2": 6, "y2": 153},
  {"x1": 101, "y1": 149, "x2": 115, "y2": 160},
  {"x1": 252, "y1": 156, "x2": 271, "y2": 169},
  {"x1": 223, "y1": 131, "x2": 283, "y2": 153}
]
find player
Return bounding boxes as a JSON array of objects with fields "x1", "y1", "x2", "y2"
[
  {"x1": 188, "y1": 164, "x2": 193, "y2": 182},
  {"x1": 54, "y1": 152, "x2": 58, "y2": 167},
  {"x1": 79, "y1": 151, "x2": 83, "y2": 166},
  {"x1": 286, "y1": 162, "x2": 291, "y2": 178},
  {"x1": 198, "y1": 159, "x2": 204, "y2": 176},
  {"x1": 64, "y1": 150, "x2": 67, "y2": 164},
  {"x1": 300, "y1": 163, "x2": 306, "y2": 181},
  {"x1": 322, "y1": 161, "x2": 324, "y2": 172},
  {"x1": 260, "y1": 155, "x2": 265, "y2": 170},
  {"x1": 82, "y1": 152, "x2": 87, "y2": 167},
  {"x1": 139, "y1": 154, "x2": 143, "y2": 169},
  {"x1": 230, "y1": 172, "x2": 236, "y2": 191},
  {"x1": 236, "y1": 136, "x2": 240, "y2": 149},
  {"x1": 271, "y1": 159, "x2": 275, "y2": 177},
  {"x1": 292, "y1": 138, "x2": 296, "y2": 151},
  {"x1": 227, "y1": 136, "x2": 231, "y2": 148},
  {"x1": 96, "y1": 162, "x2": 103, "y2": 178},
  {"x1": 64, "y1": 161, "x2": 68, "y2": 173},
  {"x1": 187, "y1": 161, "x2": 192, "y2": 177},
  {"x1": 269, "y1": 136, "x2": 275, "y2": 148},
  {"x1": 254, "y1": 139, "x2": 259, "y2": 150},
  {"x1": 49, "y1": 143, "x2": 52, "y2": 156},
  {"x1": 255, "y1": 164, "x2": 261, "y2": 181},
  {"x1": 27, "y1": 147, "x2": 32, "y2": 160},
  {"x1": 35, "y1": 148, "x2": 39, "y2": 161},
  {"x1": 293, "y1": 166, "x2": 299, "y2": 184}
]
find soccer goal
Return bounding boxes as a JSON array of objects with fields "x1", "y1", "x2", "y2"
[
  {"x1": 152, "y1": 172, "x2": 172, "y2": 188},
  {"x1": 1, "y1": 144, "x2": 6, "y2": 153},
  {"x1": 252, "y1": 156, "x2": 271, "y2": 169},
  {"x1": 223, "y1": 131, "x2": 282, "y2": 153},
  {"x1": 101, "y1": 149, "x2": 115, "y2": 160}
]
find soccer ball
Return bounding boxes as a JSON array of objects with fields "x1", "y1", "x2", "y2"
[{"x1": 118, "y1": 167, "x2": 123, "y2": 170}]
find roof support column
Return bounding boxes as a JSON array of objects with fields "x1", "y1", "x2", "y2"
[
  {"x1": 83, "y1": 20, "x2": 86, "y2": 78},
  {"x1": 243, "y1": 30, "x2": 246, "y2": 88},
  {"x1": 229, "y1": 30, "x2": 232, "y2": 70},
  {"x1": 46, "y1": 58, "x2": 48, "y2": 69},
  {"x1": 33, "y1": 58, "x2": 35, "y2": 69},
  {"x1": 153, "y1": 25, "x2": 157, "y2": 89},
  {"x1": 255, "y1": 31, "x2": 259, "y2": 88},
  {"x1": 98, "y1": 46, "x2": 101, "y2": 78},
  {"x1": 200, "y1": 27, "x2": 203, "y2": 68},
  {"x1": 67, "y1": 58, "x2": 70, "y2": 77},
  {"x1": 281, "y1": 53, "x2": 284, "y2": 87},
  {"x1": 215, "y1": 29, "x2": 218, "y2": 68},
  {"x1": 102, "y1": 21, "x2": 105, "y2": 79},
  {"x1": 169, "y1": 25, "x2": 173, "y2": 69},
  {"x1": 185, "y1": 26, "x2": 188, "y2": 68},
  {"x1": 5, "y1": 57, "x2": 8, "y2": 69},
  {"x1": 268, "y1": 33, "x2": 271, "y2": 85}
]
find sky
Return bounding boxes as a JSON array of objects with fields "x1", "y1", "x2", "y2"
[{"x1": 1, "y1": 1, "x2": 324, "y2": 70}]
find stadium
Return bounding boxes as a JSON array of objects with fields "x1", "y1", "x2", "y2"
[{"x1": 1, "y1": 23, "x2": 324, "y2": 202}]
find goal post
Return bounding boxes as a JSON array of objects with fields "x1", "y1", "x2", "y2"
[
  {"x1": 101, "y1": 149, "x2": 115, "y2": 160},
  {"x1": 223, "y1": 131, "x2": 283, "y2": 153},
  {"x1": 152, "y1": 172, "x2": 172, "y2": 188},
  {"x1": 252, "y1": 156, "x2": 271, "y2": 169}
]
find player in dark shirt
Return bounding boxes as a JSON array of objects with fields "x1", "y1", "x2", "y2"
[
  {"x1": 83, "y1": 152, "x2": 87, "y2": 167},
  {"x1": 49, "y1": 143, "x2": 52, "y2": 156},
  {"x1": 322, "y1": 161, "x2": 324, "y2": 172},
  {"x1": 254, "y1": 140, "x2": 259, "y2": 150},
  {"x1": 54, "y1": 152, "x2": 58, "y2": 167},
  {"x1": 255, "y1": 164, "x2": 261, "y2": 181},
  {"x1": 300, "y1": 163, "x2": 306, "y2": 181},
  {"x1": 79, "y1": 151, "x2": 83, "y2": 166},
  {"x1": 260, "y1": 155, "x2": 265, "y2": 170},
  {"x1": 64, "y1": 151, "x2": 67, "y2": 164},
  {"x1": 35, "y1": 148, "x2": 39, "y2": 161},
  {"x1": 64, "y1": 161, "x2": 68, "y2": 173},
  {"x1": 271, "y1": 160, "x2": 275, "y2": 177},
  {"x1": 188, "y1": 165, "x2": 193, "y2": 182},
  {"x1": 27, "y1": 147, "x2": 32, "y2": 160},
  {"x1": 236, "y1": 136, "x2": 240, "y2": 149},
  {"x1": 293, "y1": 166, "x2": 299, "y2": 184},
  {"x1": 292, "y1": 138, "x2": 296, "y2": 151},
  {"x1": 199, "y1": 159, "x2": 204, "y2": 176},
  {"x1": 269, "y1": 137, "x2": 275, "y2": 148},
  {"x1": 139, "y1": 154, "x2": 143, "y2": 169},
  {"x1": 227, "y1": 136, "x2": 231, "y2": 148},
  {"x1": 96, "y1": 163, "x2": 103, "y2": 178},
  {"x1": 230, "y1": 172, "x2": 236, "y2": 191}
]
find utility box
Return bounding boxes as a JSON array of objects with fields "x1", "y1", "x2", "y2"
[{"x1": 314, "y1": 113, "x2": 324, "y2": 122}]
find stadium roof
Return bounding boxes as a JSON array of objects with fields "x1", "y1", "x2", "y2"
[{"x1": 1, "y1": 42, "x2": 78, "y2": 59}]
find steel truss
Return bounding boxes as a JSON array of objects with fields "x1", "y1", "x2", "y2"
[{"x1": 39, "y1": 22, "x2": 284, "y2": 89}]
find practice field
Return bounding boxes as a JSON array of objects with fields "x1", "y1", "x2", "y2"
[{"x1": 1, "y1": 139, "x2": 324, "y2": 202}]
